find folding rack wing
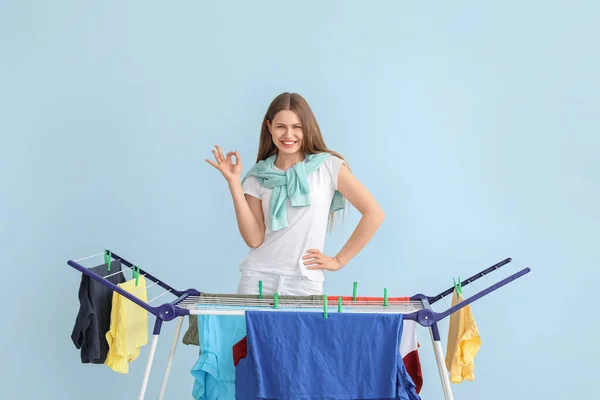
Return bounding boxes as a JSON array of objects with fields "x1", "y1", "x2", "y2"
[
  {"x1": 68, "y1": 250, "x2": 200, "y2": 323},
  {"x1": 411, "y1": 257, "x2": 530, "y2": 326}
]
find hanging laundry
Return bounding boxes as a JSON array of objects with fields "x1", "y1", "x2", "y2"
[
  {"x1": 234, "y1": 356, "x2": 258, "y2": 400},
  {"x1": 329, "y1": 291, "x2": 425, "y2": 389},
  {"x1": 232, "y1": 336, "x2": 258, "y2": 400},
  {"x1": 236, "y1": 310, "x2": 421, "y2": 400},
  {"x1": 232, "y1": 336, "x2": 247, "y2": 367},
  {"x1": 181, "y1": 293, "x2": 323, "y2": 346},
  {"x1": 183, "y1": 293, "x2": 423, "y2": 394},
  {"x1": 190, "y1": 314, "x2": 246, "y2": 400},
  {"x1": 104, "y1": 276, "x2": 148, "y2": 374},
  {"x1": 71, "y1": 259, "x2": 126, "y2": 364},
  {"x1": 400, "y1": 320, "x2": 423, "y2": 394},
  {"x1": 445, "y1": 291, "x2": 482, "y2": 383},
  {"x1": 232, "y1": 319, "x2": 423, "y2": 394},
  {"x1": 235, "y1": 337, "x2": 418, "y2": 399},
  {"x1": 182, "y1": 314, "x2": 199, "y2": 347}
]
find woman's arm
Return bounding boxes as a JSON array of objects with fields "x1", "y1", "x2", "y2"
[
  {"x1": 228, "y1": 182, "x2": 265, "y2": 248},
  {"x1": 206, "y1": 145, "x2": 265, "y2": 248},
  {"x1": 304, "y1": 163, "x2": 385, "y2": 270},
  {"x1": 333, "y1": 164, "x2": 385, "y2": 268}
]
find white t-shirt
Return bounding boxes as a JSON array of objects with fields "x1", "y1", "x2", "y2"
[{"x1": 240, "y1": 155, "x2": 347, "y2": 282}]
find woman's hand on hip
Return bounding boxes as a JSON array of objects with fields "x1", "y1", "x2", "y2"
[
  {"x1": 302, "y1": 249, "x2": 343, "y2": 271},
  {"x1": 206, "y1": 145, "x2": 242, "y2": 184}
]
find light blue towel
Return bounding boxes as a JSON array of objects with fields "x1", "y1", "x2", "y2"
[{"x1": 190, "y1": 314, "x2": 246, "y2": 400}]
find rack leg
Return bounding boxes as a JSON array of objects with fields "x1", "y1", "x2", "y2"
[
  {"x1": 138, "y1": 318, "x2": 163, "y2": 400},
  {"x1": 429, "y1": 324, "x2": 454, "y2": 400},
  {"x1": 157, "y1": 316, "x2": 184, "y2": 400}
]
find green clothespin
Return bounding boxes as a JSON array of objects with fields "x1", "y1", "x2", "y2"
[
  {"x1": 337, "y1": 296, "x2": 342, "y2": 313},
  {"x1": 258, "y1": 280, "x2": 263, "y2": 299},
  {"x1": 323, "y1": 294, "x2": 328, "y2": 319},
  {"x1": 133, "y1": 265, "x2": 140, "y2": 286},
  {"x1": 352, "y1": 281, "x2": 357, "y2": 303},
  {"x1": 104, "y1": 249, "x2": 112, "y2": 271},
  {"x1": 273, "y1": 293, "x2": 278, "y2": 309},
  {"x1": 453, "y1": 277, "x2": 462, "y2": 298},
  {"x1": 384, "y1": 288, "x2": 388, "y2": 307}
]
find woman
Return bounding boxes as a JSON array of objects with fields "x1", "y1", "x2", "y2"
[{"x1": 206, "y1": 92, "x2": 385, "y2": 296}]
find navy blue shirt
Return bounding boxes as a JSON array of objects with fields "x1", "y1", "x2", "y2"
[{"x1": 71, "y1": 260, "x2": 125, "y2": 364}]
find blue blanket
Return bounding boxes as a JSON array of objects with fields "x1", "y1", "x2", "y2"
[{"x1": 235, "y1": 311, "x2": 421, "y2": 400}]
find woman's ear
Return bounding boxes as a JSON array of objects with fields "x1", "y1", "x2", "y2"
[{"x1": 266, "y1": 119, "x2": 272, "y2": 134}]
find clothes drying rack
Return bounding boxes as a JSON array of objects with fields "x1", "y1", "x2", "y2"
[{"x1": 67, "y1": 251, "x2": 531, "y2": 400}]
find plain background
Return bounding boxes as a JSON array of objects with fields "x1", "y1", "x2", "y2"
[{"x1": 1, "y1": 0, "x2": 598, "y2": 399}]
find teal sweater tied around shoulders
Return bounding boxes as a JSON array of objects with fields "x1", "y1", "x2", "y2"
[{"x1": 242, "y1": 152, "x2": 345, "y2": 231}]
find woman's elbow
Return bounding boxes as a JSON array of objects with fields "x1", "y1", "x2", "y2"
[
  {"x1": 368, "y1": 206, "x2": 385, "y2": 225},
  {"x1": 246, "y1": 236, "x2": 264, "y2": 249}
]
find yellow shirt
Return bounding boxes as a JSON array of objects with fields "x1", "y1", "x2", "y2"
[
  {"x1": 445, "y1": 292, "x2": 481, "y2": 383},
  {"x1": 105, "y1": 276, "x2": 148, "y2": 374}
]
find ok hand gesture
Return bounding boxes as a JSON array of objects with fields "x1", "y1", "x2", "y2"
[{"x1": 206, "y1": 145, "x2": 242, "y2": 184}]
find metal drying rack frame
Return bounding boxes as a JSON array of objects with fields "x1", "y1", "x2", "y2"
[{"x1": 67, "y1": 251, "x2": 531, "y2": 400}]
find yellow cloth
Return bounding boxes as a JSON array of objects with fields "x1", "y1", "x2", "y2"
[
  {"x1": 445, "y1": 291, "x2": 481, "y2": 383},
  {"x1": 105, "y1": 276, "x2": 148, "y2": 374}
]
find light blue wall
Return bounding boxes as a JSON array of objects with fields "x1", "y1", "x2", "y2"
[{"x1": 1, "y1": 1, "x2": 598, "y2": 399}]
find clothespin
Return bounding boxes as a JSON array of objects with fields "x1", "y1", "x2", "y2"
[
  {"x1": 352, "y1": 282, "x2": 357, "y2": 303},
  {"x1": 323, "y1": 294, "x2": 328, "y2": 319},
  {"x1": 453, "y1": 277, "x2": 462, "y2": 298},
  {"x1": 258, "y1": 280, "x2": 263, "y2": 299},
  {"x1": 273, "y1": 292, "x2": 278, "y2": 309},
  {"x1": 337, "y1": 296, "x2": 342, "y2": 313},
  {"x1": 133, "y1": 265, "x2": 140, "y2": 286},
  {"x1": 384, "y1": 288, "x2": 388, "y2": 307},
  {"x1": 104, "y1": 249, "x2": 112, "y2": 271}
]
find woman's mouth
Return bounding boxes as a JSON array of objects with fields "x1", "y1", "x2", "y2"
[{"x1": 281, "y1": 140, "x2": 297, "y2": 148}]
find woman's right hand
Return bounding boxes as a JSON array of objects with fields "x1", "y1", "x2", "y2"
[{"x1": 206, "y1": 145, "x2": 242, "y2": 184}]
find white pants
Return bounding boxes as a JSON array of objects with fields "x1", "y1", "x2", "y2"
[{"x1": 236, "y1": 270, "x2": 323, "y2": 296}]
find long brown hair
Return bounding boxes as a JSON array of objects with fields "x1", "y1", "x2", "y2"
[
  {"x1": 256, "y1": 92, "x2": 348, "y2": 229},
  {"x1": 256, "y1": 92, "x2": 345, "y2": 162}
]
